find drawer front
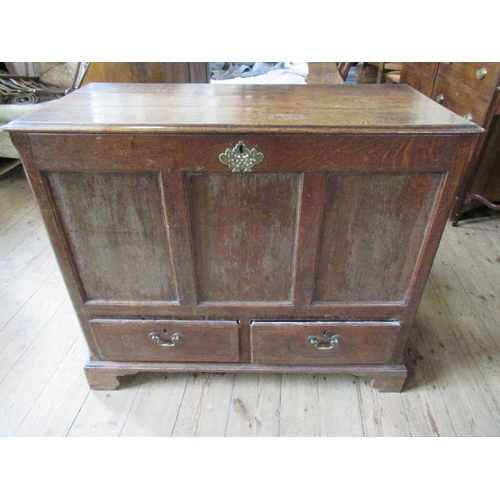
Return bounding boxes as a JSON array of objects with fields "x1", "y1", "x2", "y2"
[
  {"x1": 437, "y1": 62, "x2": 500, "y2": 100},
  {"x1": 90, "y1": 319, "x2": 239, "y2": 362},
  {"x1": 401, "y1": 64, "x2": 435, "y2": 96},
  {"x1": 250, "y1": 321, "x2": 401, "y2": 365},
  {"x1": 432, "y1": 74, "x2": 489, "y2": 125}
]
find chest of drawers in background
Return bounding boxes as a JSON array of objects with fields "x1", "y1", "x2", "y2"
[
  {"x1": 401, "y1": 62, "x2": 500, "y2": 223},
  {"x1": 4, "y1": 83, "x2": 480, "y2": 392}
]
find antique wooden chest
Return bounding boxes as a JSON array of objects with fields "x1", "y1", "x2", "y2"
[{"x1": 4, "y1": 83, "x2": 481, "y2": 391}]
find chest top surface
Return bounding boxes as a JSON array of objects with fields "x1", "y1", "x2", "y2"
[{"x1": 4, "y1": 82, "x2": 481, "y2": 135}]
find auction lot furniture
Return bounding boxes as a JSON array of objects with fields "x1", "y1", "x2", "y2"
[
  {"x1": 4, "y1": 83, "x2": 481, "y2": 392},
  {"x1": 401, "y1": 62, "x2": 500, "y2": 224}
]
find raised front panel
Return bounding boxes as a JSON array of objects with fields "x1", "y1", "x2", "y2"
[
  {"x1": 187, "y1": 173, "x2": 300, "y2": 302},
  {"x1": 251, "y1": 321, "x2": 401, "y2": 365},
  {"x1": 90, "y1": 319, "x2": 239, "y2": 362},
  {"x1": 315, "y1": 173, "x2": 442, "y2": 303},
  {"x1": 47, "y1": 172, "x2": 176, "y2": 301}
]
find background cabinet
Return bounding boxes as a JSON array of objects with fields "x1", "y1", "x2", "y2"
[
  {"x1": 401, "y1": 62, "x2": 500, "y2": 224},
  {"x1": 81, "y1": 62, "x2": 211, "y2": 84}
]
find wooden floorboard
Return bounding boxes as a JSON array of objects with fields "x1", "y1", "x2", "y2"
[{"x1": 1, "y1": 166, "x2": 499, "y2": 437}]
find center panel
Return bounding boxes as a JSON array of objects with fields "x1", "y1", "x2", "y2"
[{"x1": 186, "y1": 172, "x2": 301, "y2": 303}]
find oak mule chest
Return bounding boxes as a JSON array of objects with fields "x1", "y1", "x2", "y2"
[{"x1": 5, "y1": 83, "x2": 481, "y2": 392}]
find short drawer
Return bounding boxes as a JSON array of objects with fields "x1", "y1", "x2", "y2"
[
  {"x1": 250, "y1": 321, "x2": 401, "y2": 365},
  {"x1": 90, "y1": 319, "x2": 239, "y2": 362},
  {"x1": 432, "y1": 74, "x2": 489, "y2": 125},
  {"x1": 437, "y1": 62, "x2": 500, "y2": 100}
]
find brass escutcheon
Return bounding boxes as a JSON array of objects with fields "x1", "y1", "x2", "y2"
[{"x1": 219, "y1": 141, "x2": 264, "y2": 172}]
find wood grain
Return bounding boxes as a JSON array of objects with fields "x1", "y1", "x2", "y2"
[
  {"x1": 18, "y1": 133, "x2": 477, "y2": 174},
  {"x1": 432, "y1": 74, "x2": 489, "y2": 125},
  {"x1": 160, "y1": 170, "x2": 198, "y2": 305},
  {"x1": 3, "y1": 172, "x2": 500, "y2": 435},
  {"x1": 82, "y1": 62, "x2": 210, "y2": 85},
  {"x1": 4, "y1": 83, "x2": 480, "y2": 134},
  {"x1": 436, "y1": 62, "x2": 500, "y2": 100},
  {"x1": 315, "y1": 173, "x2": 442, "y2": 302},
  {"x1": 47, "y1": 171, "x2": 176, "y2": 301},
  {"x1": 292, "y1": 173, "x2": 327, "y2": 305},
  {"x1": 89, "y1": 319, "x2": 239, "y2": 363},
  {"x1": 250, "y1": 321, "x2": 401, "y2": 365},
  {"x1": 4, "y1": 83, "x2": 481, "y2": 394},
  {"x1": 187, "y1": 173, "x2": 300, "y2": 302},
  {"x1": 400, "y1": 63, "x2": 437, "y2": 96}
]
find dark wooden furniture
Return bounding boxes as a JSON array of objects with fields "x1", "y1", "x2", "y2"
[
  {"x1": 401, "y1": 62, "x2": 500, "y2": 224},
  {"x1": 306, "y1": 63, "x2": 345, "y2": 84},
  {"x1": 82, "y1": 62, "x2": 211, "y2": 85},
  {"x1": 4, "y1": 83, "x2": 481, "y2": 392}
]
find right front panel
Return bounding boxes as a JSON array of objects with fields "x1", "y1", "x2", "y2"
[{"x1": 314, "y1": 172, "x2": 443, "y2": 303}]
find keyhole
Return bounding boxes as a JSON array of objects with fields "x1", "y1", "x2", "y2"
[{"x1": 239, "y1": 144, "x2": 244, "y2": 153}]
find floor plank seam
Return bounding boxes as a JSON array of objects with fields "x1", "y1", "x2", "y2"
[
  {"x1": 429, "y1": 271, "x2": 500, "y2": 427},
  {"x1": 356, "y1": 378, "x2": 367, "y2": 437},
  {"x1": 429, "y1": 276, "x2": 495, "y2": 434},
  {"x1": 413, "y1": 317, "x2": 460, "y2": 437},
  {"x1": 169, "y1": 373, "x2": 193, "y2": 437},
  {"x1": 0, "y1": 243, "x2": 52, "y2": 296},
  {"x1": 0, "y1": 217, "x2": 45, "y2": 262},
  {"x1": 13, "y1": 334, "x2": 80, "y2": 437},
  {"x1": 277, "y1": 374, "x2": 283, "y2": 437},
  {"x1": 223, "y1": 374, "x2": 237, "y2": 437},
  {"x1": 0, "y1": 296, "x2": 69, "y2": 384},
  {"x1": 0, "y1": 204, "x2": 40, "y2": 237},
  {"x1": 0, "y1": 261, "x2": 58, "y2": 330},
  {"x1": 400, "y1": 390, "x2": 419, "y2": 437},
  {"x1": 446, "y1": 246, "x2": 500, "y2": 351},
  {"x1": 118, "y1": 374, "x2": 146, "y2": 437},
  {"x1": 65, "y1": 388, "x2": 91, "y2": 437},
  {"x1": 317, "y1": 376, "x2": 322, "y2": 437}
]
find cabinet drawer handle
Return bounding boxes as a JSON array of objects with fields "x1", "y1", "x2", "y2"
[
  {"x1": 308, "y1": 333, "x2": 341, "y2": 350},
  {"x1": 476, "y1": 67, "x2": 488, "y2": 80},
  {"x1": 149, "y1": 332, "x2": 182, "y2": 347},
  {"x1": 436, "y1": 93, "x2": 445, "y2": 104},
  {"x1": 463, "y1": 112, "x2": 473, "y2": 121}
]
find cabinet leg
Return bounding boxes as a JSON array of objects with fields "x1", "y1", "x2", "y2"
[
  {"x1": 84, "y1": 365, "x2": 139, "y2": 390},
  {"x1": 84, "y1": 367, "x2": 122, "y2": 390},
  {"x1": 369, "y1": 366, "x2": 408, "y2": 393}
]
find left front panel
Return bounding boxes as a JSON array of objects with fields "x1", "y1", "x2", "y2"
[{"x1": 46, "y1": 171, "x2": 177, "y2": 302}]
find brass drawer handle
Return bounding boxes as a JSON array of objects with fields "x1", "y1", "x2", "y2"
[
  {"x1": 149, "y1": 332, "x2": 182, "y2": 347},
  {"x1": 436, "y1": 93, "x2": 445, "y2": 104},
  {"x1": 219, "y1": 141, "x2": 264, "y2": 172},
  {"x1": 308, "y1": 333, "x2": 341, "y2": 350},
  {"x1": 476, "y1": 67, "x2": 488, "y2": 80}
]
